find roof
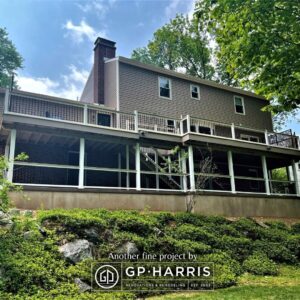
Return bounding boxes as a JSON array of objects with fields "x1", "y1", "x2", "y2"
[{"x1": 114, "y1": 56, "x2": 266, "y2": 101}]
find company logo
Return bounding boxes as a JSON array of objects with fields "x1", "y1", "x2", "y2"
[{"x1": 94, "y1": 265, "x2": 119, "y2": 289}]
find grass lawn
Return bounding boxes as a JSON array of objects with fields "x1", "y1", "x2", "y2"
[{"x1": 148, "y1": 265, "x2": 300, "y2": 300}]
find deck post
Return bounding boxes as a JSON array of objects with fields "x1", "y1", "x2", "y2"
[
  {"x1": 261, "y1": 155, "x2": 270, "y2": 195},
  {"x1": 4, "y1": 88, "x2": 10, "y2": 113},
  {"x1": 227, "y1": 150, "x2": 236, "y2": 193},
  {"x1": 181, "y1": 149, "x2": 187, "y2": 192},
  {"x1": 126, "y1": 145, "x2": 130, "y2": 189},
  {"x1": 187, "y1": 115, "x2": 191, "y2": 133},
  {"x1": 78, "y1": 138, "x2": 85, "y2": 188},
  {"x1": 188, "y1": 145, "x2": 195, "y2": 191},
  {"x1": 134, "y1": 110, "x2": 138, "y2": 132},
  {"x1": 7, "y1": 129, "x2": 16, "y2": 182},
  {"x1": 154, "y1": 150, "x2": 159, "y2": 190},
  {"x1": 292, "y1": 160, "x2": 300, "y2": 196},
  {"x1": 83, "y1": 104, "x2": 88, "y2": 124},
  {"x1": 265, "y1": 130, "x2": 269, "y2": 145},
  {"x1": 231, "y1": 123, "x2": 235, "y2": 139},
  {"x1": 135, "y1": 143, "x2": 141, "y2": 190}
]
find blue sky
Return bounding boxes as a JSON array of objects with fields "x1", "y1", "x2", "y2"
[{"x1": 0, "y1": 0, "x2": 298, "y2": 133}]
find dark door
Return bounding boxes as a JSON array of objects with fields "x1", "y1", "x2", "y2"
[{"x1": 97, "y1": 113, "x2": 111, "y2": 127}]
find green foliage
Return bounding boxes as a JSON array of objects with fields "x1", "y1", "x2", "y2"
[
  {"x1": 243, "y1": 252, "x2": 279, "y2": 276},
  {"x1": 291, "y1": 223, "x2": 300, "y2": 234},
  {"x1": 132, "y1": 14, "x2": 214, "y2": 79},
  {"x1": 195, "y1": 0, "x2": 300, "y2": 114},
  {"x1": 0, "y1": 153, "x2": 28, "y2": 212},
  {"x1": 0, "y1": 27, "x2": 23, "y2": 88}
]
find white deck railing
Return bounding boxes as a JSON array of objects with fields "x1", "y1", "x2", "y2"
[{"x1": 4, "y1": 90, "x2": 300, "y2": 150}]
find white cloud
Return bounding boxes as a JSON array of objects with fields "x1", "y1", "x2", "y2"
[
  {"x1": 165, "y1": 0, "x2": 196, "y2": 20},
  {"x1": 137, "y1": 22, "x2": 144, "y2": 27},
  {"x1": 77, "y1": 0, "x2": 116, "y2": 18},
  {"x1": 17, "y1": 65, "x2": 90, "y2": 100},
  {"x1": 63, "y1": 20, "x2": 106, "y2": 43}
]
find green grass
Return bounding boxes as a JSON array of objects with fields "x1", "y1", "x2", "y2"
[{"x1": 148, "y1": 265, "x2": 300, "y2": 299}]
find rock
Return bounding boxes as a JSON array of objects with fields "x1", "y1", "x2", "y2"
[
  {"x1": 153, "y1": 227, "x2": 164, "y2": 237},
  {"x1": 0, "y1": 211, "x2": 8, "y2": 219},
  {"x1": 0, "y1": 211, "x2": 13, "y2": 229},
  {"x1": 37, "y1": 225, "x2": 47, "y2": 237},
  {"x1": 116, "y1": 241, "x2": 139, "y2": 255},
  {"x1": 23, "y1": 231, "x2": 35, "y2": 240},
  {"x1": 74, "y1": 278, "x2": 92, "y2": 293},
  {"x1": 59, "y1": 239, "x2": 92, "y2": 263},
  {"x1": 83, "y1": 227, "x2": 100, "y2": 241}
]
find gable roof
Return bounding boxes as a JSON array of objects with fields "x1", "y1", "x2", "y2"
[{"x1": 114, "y1": 56, "x2": 266, "y2": 101}]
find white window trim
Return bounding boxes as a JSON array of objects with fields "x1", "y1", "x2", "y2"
[
  {"x1": 234, "y1": 95, "x2": 245, "y2": 115},
  {"x1": 158, "y1": 76, "x2": 172, "y2": 100},
  {"x1": 190, "y1": 84, "x2": 200, "y2": 100}
]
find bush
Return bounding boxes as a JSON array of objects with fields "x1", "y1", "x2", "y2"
[
  {"x1": 173, "y1": 224, "x2": 218, "y2": 246},
  {"x1": 265, "y1": 221, "x2": 290, "y2": 231},
  {"x1": 291, "y1": 223, "x2": 300, "y2": 234},
  {"x1": 232, "y1": 218, "x2": 263, "y2": 240},
  {"x1": 243, "y1": 252, "x2": 279, "y2": 275},
  {"x1": 253, "y1": 240, "x2": 297, "y2": 264}
]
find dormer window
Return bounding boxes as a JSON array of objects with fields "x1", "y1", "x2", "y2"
[
  {"x1": 234, "y1": 96, "x2": 245, "y2": 115},
  {"x1": 159, "y1": 77, "x2": 172, "y2": 99},
  {"x1": 190, "y1": 84, "x2": 200, "y2": 100}
]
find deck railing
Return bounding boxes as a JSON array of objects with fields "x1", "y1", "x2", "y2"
[{"x1": 4, "y1": 90, "x2": 299, "y2": 150}]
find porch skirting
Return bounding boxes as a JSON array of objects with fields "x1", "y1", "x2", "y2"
[{"x1": 9, "y1": 189, "x2": 300, "y2": 218}]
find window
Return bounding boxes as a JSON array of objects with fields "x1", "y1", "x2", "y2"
[
  {"x1": 234, "y1": 96, "x2": 245, "y2": 114},
  {"x1": 159, "y1": 77, "x2": 171, "y2": 99},
  {"x1": 190, "y1": 85, "x2": 200, "y2": 99},
  {"x1": 240, "y1": 134, "x2": 259, "y2": 143}
]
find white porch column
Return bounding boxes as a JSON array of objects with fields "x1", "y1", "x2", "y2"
[
  {"x1": 83, "y1": 104, "x2": 88, "y2": 124},
  {"x1": 227, "y1": 150, "x2": 236, "y2": 193},
  {"x1": 261, "y1": 155, "x2": 270, "y2": 195},
  {"x1": 7, "y1": 129, "x2": 16, "y2": 182},
  {"x1": 4, "y1": 88, "x2": 10, "y2": 113},
  {"x1": 126, "y1": 145, "x2": 130, "y2": 189},
  {"x1": 292, "y1": 160, "x2": 300, "y2": 196},
  {"x1": 118, "y1": 152, "x2": 122, "y2": 187},
  {"x1": 134, "y1": 110, "x2": 138, "y2": 132},
  {"x1": 186, "y1": 115, "x2": 191, "y2": 133},
  {"x1": 181, "y1": 149, "x2": 187, "y2": 192},
  {"x1": 231, "y1": 123, "x2": 235, "y2": 139},
  {"x1": 78, "y1": 138, "x2": 85, "y2": 189},
  {"x1": 188, "y1": 145, "x2": 195, "y2": 191},
  {"x1": 154, "y1": 150, "x2": 159, "y2": 190},
  {"x1": 135, "y1": 143, "x2": 141, "y2": 190},
  {"x1": 265, "y1": 130, "x2": 269, "y2": 145}
]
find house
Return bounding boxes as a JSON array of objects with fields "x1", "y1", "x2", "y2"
[{"x1": 0, "y1": 37, "x2": 300, "y2": 217}]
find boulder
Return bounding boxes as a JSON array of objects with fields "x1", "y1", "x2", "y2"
[
  {"x1": 74, "y1": 278, "x2": 92, "y2": 293},
  {"x1": 0, "y1": 211, "x2": 13, "y2": 228},
  {"x1": 59, "y1": 239, "x2": 92, "y2": 263},
  {"x1": 23, "y1": 231, "x2": 35, "y2": 240},
  {"x1": 8, "y1": 208, "x2": 21, "y2": 216},
  {"x1": 116, "y1": 241, "x2": 139, "y2": 255},
  {"x1": 83, "y1": 227, "x2": 100, "y2": 241}
]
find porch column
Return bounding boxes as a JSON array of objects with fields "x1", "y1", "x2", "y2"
[
  {"x1": 188, "y1": 145, "x2": 195, "y2": 191},
  {"x1": 181, "y1": 149, "x2": 188, "y2": 192},
  {"x1": 7, "y1": 129, "x2": 16, "y2": 182},
  {"x1": 126, "y1": 145, "x2": 130, "y2": 189},
  {"x1": 227, "y1": 150, "x2": 236, "y2": 193},
  {"x1": 154, "y1": 150, "x2": 159, "y2": 190},
  {"x1": 118, "y1": 152, "x2": 122, "y2": 187},
  {"x1": 78, "y1": 138, "x2": 85, "y2": 189},
  {"x1": 261, "y1": 155, "x2": 270, "y2": 195},
  {"x1": 292, "y1": 160, "x2": 300, "y2": 196},
  {"x1": 135, "y1": 143, "x2": 141, "y2": 190},
  {"x1": 83, "y1": 104, "x2": 88, "y2": 125}
]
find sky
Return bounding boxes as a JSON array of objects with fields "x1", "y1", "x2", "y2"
[{"x1": 0, "y1": 0, "x2": 299, "y2": 133}]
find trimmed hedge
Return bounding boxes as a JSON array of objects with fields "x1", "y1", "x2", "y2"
[{"x1": 243, "y1": 252, "x2": 279, "y2": 275}]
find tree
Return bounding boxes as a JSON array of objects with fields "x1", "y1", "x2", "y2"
[
  {"x1": 195, "y1": 0, "x2": 300, "y2": 114},
  {"x1": 0, "y1": 27, "x2": 23, "y2": 88},
  {"x1": 132, "y1": 14, "x2": 215, "y2": 79}
]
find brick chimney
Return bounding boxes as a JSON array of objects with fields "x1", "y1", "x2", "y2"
[{"x1": 93, "y1": 37, "x2": 116, "y2": 105}]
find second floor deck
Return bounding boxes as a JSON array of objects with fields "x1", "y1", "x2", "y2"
[{"x1": 2, "y1": 89, "x2": 299, "y2": 151}]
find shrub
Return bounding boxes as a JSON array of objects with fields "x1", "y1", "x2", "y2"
[
  {"x1": 265, "y1": 221, "x2": 290, "y2": 231},
  {"x1": 174, "y1": 212, "x2": 205, "y2": 226},
  {"x1": 243, "y1": 252, "x2": 279, "y2": 275},
  {"x1": 285, "y1": 235, "x2": 300, "y2": 259},
  {"x1": 291, "y1": 223, "x2": 300, "y2": 234},
  {"x1": 232, "y1": 218, "x2": 263, "y2": 240},
  {"x1": 253, "y1": 240, "x2": 297, "y2": 264},
  {"x1": 173, "y1": 224, "x2": 218, "y2": 246},
  {"x1": 153, "y1": 212, "x2": 175, "y2": 227}
]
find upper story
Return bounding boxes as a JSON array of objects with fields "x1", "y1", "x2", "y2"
[{"x1": 81, "y1": 38, "x2": 273, "y2": 132}]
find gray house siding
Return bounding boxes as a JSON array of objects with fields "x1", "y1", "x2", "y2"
[
  {"x1": 119, "y1": 62, "x2": 273, "y2": 131},
  {"x1": 80, "y1": 67, "x2": 94, "y2": 103},
  {"x1": 104, "y1": 59, "x2": 118, "y2": 109}
]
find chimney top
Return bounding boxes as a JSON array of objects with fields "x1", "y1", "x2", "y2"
[{"x1": 94, "y1": 37, "x2": 116, "y2": 50}]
